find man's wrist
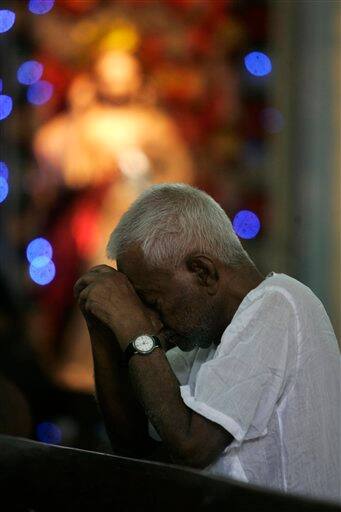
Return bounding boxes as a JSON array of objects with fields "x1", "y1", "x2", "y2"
[
  {"x1": 116, "y1": 323, "x2": 158, "y2": 351},
  {"x1": 119, "y1": 332, "x2": 157, "y2": 352},
  {"x1": 123, "y1": 334, "x2": 163, "y2": 365},
  {"x1": 84, "y1": 311, "x2": 159, "y2": 352}
]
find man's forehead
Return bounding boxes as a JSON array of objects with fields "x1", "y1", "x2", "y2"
[
  {"x1": 116, "y1": 245, "x2": 170, "y2": 288},
  {"x1": 117, "y1": 244, "x2": 150, "y2": 273}
]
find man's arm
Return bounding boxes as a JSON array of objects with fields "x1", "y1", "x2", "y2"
[
  {"x1": 127, "y1": 347, "x2": 233, "y2": 469},
  {"x1": 86, "y1": 317, "x2": 157, "y2": 458},
  {"x1": 76, "y1": 265, "x2": 232, "y2": 468}
]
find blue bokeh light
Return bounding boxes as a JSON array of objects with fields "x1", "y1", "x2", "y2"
[
  {"x1": 28, "y1": 0, "x2": 55, "y2": 15},
  {"x1": 244, "y1": 51, "x2": 272, "y2": 77},
  {"x1": 261, "y1": 108, "x2": 284, "y2": 133},
  {"x1": 0, "y1": 161, "x2": 9, "y2": 180},
  {"x1": 27, "y1": 80, "x2": 53, "y2": 105},
  {"x1": 29, "y1": 259, "x2": 56, "y2": 285},
  {"x1": 0, "y1": 176, "x2": 9, "y2": 203},
  {"x1": 233, "y1": 210, "x2": 261, "y2": 239},
  {"x1": 36, "y1": 422, "x2": 62, "y2": 444},
  {"x1": 17, "y1": 60, "x2": 43, "y2": 85},
  {"x1": 26, "y1": 237, "x2": 53, "y2": 263},
  {"x1": 31, "y1": 255, "x2": 52, "y2": 269},
  {"x1": 0, "y1": 94, "x2": 13, "y2": 120},
  {"x1": 0, "y1": 79, "x2": 2, "y2": 92},
  {"x1": 0, "y1": 10, "x2": 15, "y2": 33}
]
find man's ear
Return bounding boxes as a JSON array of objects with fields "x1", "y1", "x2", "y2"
[{"x1": 185, "y1": 254, "x2": 219, "y2": 294}]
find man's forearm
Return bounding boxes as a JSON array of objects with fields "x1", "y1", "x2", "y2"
[
  {"x1": 128, "y1": 347, "x2": 194, "y2": 465},
  {"x1": 89, "y1": 325, "x2": 152, "y2": 456}
]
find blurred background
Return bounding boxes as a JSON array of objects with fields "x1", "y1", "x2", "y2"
[{"x1": 0, "y1": 0, "x2": 339, "y2": 452}]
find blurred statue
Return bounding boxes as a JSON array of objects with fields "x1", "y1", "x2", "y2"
[{"x1": 34, "y1": 50, "x2": 194, "y2": 391}]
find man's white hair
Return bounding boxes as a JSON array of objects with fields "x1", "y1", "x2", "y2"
[{"x1": 106, "y1": 183, "x2": 253, "y2": 269}]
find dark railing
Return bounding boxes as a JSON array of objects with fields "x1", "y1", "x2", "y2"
[{"x1": 0, "y1": 435, "x2": 339, "y2": 511}]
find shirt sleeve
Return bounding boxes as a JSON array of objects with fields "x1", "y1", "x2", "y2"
[
  {"x1": 165, "y1": 346, "x2": 198, "y2": 385},
  {"x1": 179, "y1": 289, "x2": 297, "y2": 446}
]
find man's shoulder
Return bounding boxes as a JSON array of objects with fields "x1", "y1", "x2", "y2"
[
  {"x1": 262, "y1": 273, "x2": 333, "y2": 325},
  {"x1": 240, "y1": 272, "x2": 322, "y2": 318},
  {"x1": 225, "y1": 272, "x2": 338, "y2": 359}
]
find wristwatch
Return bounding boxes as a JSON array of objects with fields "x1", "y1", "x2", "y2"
[{"x1": 123, "y1": 334, "x2": 162, "y2": 365}]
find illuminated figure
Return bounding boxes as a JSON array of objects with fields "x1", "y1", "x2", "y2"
[{"x1": 34, "y1": 50, "x2": 194, "y2": 391}]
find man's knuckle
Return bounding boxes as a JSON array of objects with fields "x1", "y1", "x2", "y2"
[
  {"x1": 85, "y1": 299, "x2": 93, "y2": 312},
  {"x1": 90, "y1": 264, "x2": 112, "y2": 274},
  {"x1": 74, "y1": 279, "x2": 82, "y2": 292}
]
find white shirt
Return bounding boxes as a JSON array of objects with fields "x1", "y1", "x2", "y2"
[{"x1": 148, "y1": 272, "x2": 340, "y2": 502}]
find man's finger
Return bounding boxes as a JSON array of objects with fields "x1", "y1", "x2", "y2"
[
  {"x1": 74, "y1": 277, "x2": 90, "y2": 298},
  {"x1": 74, "y1": 265, "x2": 117, "y2": 298},
  {"x1": 74, "y1": 275, "x2": 98, "y2": 298},
  {"x1": 88, "y1": 264, "x2": 116, "y2": 274},
  {"x1": 77, "y1": 283, "x2": 94, "y2": 307}
]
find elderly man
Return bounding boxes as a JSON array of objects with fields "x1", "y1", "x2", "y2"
[{"x1": 75, "y1": 183, "x2": 340, "y2": 502}]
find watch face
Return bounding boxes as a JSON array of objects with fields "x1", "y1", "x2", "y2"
[{"x1": 134, "y1": 335, "x2": 155, "y2": 353}]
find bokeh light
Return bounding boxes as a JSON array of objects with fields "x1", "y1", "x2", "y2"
[
  {"x1": 0, "y1": 176, "x2": 9, "y2": 203},
  {"x1": 31, "y1": 255, "x2": 52, "y2": 269},
  {"x1": 36, "y1": 422, "x2": 62, "y2": 444},
  {"x1": 29, "y1": 259, "x2": 56, "y2": 285},
  {"x1": 0, "y1": 79, "x2": 3, "y2": 92},
  {"x1": 233, "y1": 210, "x2": 261, "y2": 239},
  {"x1": 26, "y1": 237, "x2": 53, "y2": 263},
  {"x1": 28, "y1": 0, "x2": 55, "y2": 15},
  {"x1": 244, "y1": 51, "x2": 272, "y2": 77},
  {"x1": 0, "y1": 161, "x2": 9, "y2": 180},
  {"x1": 17, "y1": 60, "x2": 44, "y2": 85},
  {"x1": 0, "y1": 10, "x2": 15, "y2": 33},
  {"x1": 261, "y1": 107, "x2": 284, "y2": 133},
  {"x1": 118, "y1": 148, "x2": 150, "y2": 179},
  {"x1": 27, "y1": 80, "x2": 53, "y2": 105},
  {"x1": 0, "y1": 94, "x2": 13, "y2": 120}
]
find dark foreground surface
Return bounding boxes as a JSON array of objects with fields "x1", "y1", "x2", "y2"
[{"x1": 0, "y1": 435, "x2": 339, "y2": 511}]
